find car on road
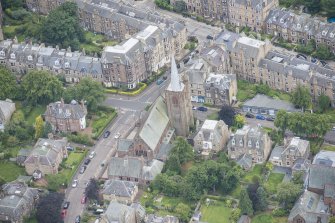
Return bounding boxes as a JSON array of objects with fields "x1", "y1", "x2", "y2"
[
  {"x1": 156, "y1": 78, "x2": 164, "y2": 85},
  {"x1": 79, "y1": 166, "x2": 86, "y2": 174},
  {"x1": 114, "y1": 132, "x2": 121, "y2": 139},
  {"x1": 206, "y1": 35, "x2": 214, "y2": 40},
  {"x1": 63, "y1": 201, "x2": 70, "y2": 209},
  {"x1": 163, "y1": 76, "x2": 168, "y2": 80},
  {"x1": 332, "y1": 126, "x2": 335, "y2": 131},
  {"x1": 266, "y1": 116, "x2": 275, "y2": 122},
  {"x1": 61, "y1": 209, "x2": 67, "y2": 219},
  {"x1": 89, "y1": 151, "x2": 96, "y2": 159},
  {"x1": 296, "y1": 54, "x2": 307, "y2": 60},
  {"x1": 256, "y1": 114, "x2": 266, "y2": 120},
  {"x1": 197, "y1": 106, "x2": 208, "y2": 112},
  {"x1": 81, "y1": 195, "x2": 87, "y2": 204},
  {"x1": 103, "y1": 131, "x2": 111, "y2": 138},
  {"x1": 84, "y1": 159, "x2": 91, "y2": 165},
  {"x1": 75, "y1": 215, "x2": 81, "y2": 223},
  {"x1": 72, "y1": 179, "x2": 78, "y2": 188},
  {"x1": 245, "y1": 113, "x2": 255, "y2": 118}
]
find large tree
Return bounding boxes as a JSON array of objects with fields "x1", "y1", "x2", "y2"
[
  {"x1": 291, "y1": 85, "x2": 311, "y2": 111},
  {"x1": 85, "y1": 178, "x2": 100, "y2": 202},
  {"x1": 34, "y1": 115, "x2": 44, "y2": 139},
  {"x1": 174, "y1": 203, "x2": 191, "y2": 222},
  {"x1": 255, "y1": 186, "x2": 268, "y2": 211},
  {"x1": 239, "y1": 188, "x2": 254, "y2": 216},
  {"x1": 21, "y1": 70, "x2": 63, "y2": 105},
  {"x1": 314, "y1": 44, "x2": 334, "y2": 60},
  {"x1": 36, "y1": 192, "x2": 64, "y2": 223},
  {"x1": 277, "y1": 182, "x2": 301, "y2": 208},
  {"x1": 0, "y1": 66, "x2": 18, "y2": 100},
  {"x1": 304, "y1": 0, "x2": 321, "y2": 13},
  {"x1": 40, "y1": 2, "x2": 84, "y2": 50},
  {"x1": 322, "y1": 0, "x2": 335, "y2": 17},
  {"x1": 318, "y1": 93, "x2": 331, "y2": 112},
  {"x1": 219, "y1": 105, "x2": 235, "y2": 127},
  {"x1": 64, "y1": 77, "x2": 105, "y2": 111},
  {"x1": 169, "y1": 137, "x2": 194, "y2": 164},
  {"x1": 274, "y1": 110, "x2": 288, "y2": 136}
]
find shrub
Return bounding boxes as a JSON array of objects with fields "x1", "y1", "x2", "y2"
[
  {"x1": 272, "y1": 208, "x2": 288, "y2": 217},
  {"x1": 67, "y1": 134, "x2": 94, "y2": 146}
]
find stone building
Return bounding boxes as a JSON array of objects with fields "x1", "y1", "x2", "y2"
[
  {"x1": 165, "y1": 55, "x2": 194, "y2": 137},
  {"x1": 102, "y1": 180, "x2": 138, "y2": 204},
  {"x1": 44, "y1": 99, "x2": 87, "y2": 132},
  {"x1": 0, "y1": 99, "x2": 16, "y2": 131},
  {"x1": 227, "y1": 125, "x2": 272, "y2": 164},
  {"x1": 25, "y1": 0, "x2": 65, "y2": 14}
]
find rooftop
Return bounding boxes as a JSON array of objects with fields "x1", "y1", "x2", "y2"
[
  {"x1": 243, "y1": 94, "x2": 299, "y2": 112},
  {"x1": 104, "y1": 38, "x2": 139, "y2": 53},
  {"x1": 237, "y1": 36, "x2": 265, "y2": 48}
]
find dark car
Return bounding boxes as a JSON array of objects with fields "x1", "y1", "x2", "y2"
[
  {"x1": 197, "y1": 106, "x2": 208, "y2": 112},
  {"x1": 63, "y1": 201, "x2": 70, "y2": 209},
  {"x1": 75, "y1": 215, "x2": 81, "y2": 223},
  {"x1": 79, "y1": 166, "x2": 87, "y2": 174},
  {"x1": 103, "y1": 131, "x2": 111, "y2": 138},
  {"x1": 256, "y1": 114, "x2": 266, "y2": 120},
  {"x1": 311, "y1": 57, "x2": 317, "y2": 63},
  {"x1": 266, "y1": 116, "x2": 275, "y2": 122},
  {"x1": 320, "y1": 60, "x2": 327, "y2": 67},
  {"x1": 296, "y1": 54, "x2": 307, "y2": 60},
  {"x1": 245, "y1": 113, "x2": 255, "y2": 118},
  {"x1": 206, "y1": 35, "x2": 214, "y2": 40},
  {"x1": 84, "y1": 159, "x2": 91, "y2": 165}
]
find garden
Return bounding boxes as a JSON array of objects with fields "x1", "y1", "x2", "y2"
[
  {"x1": 0, "y1": 161, "x2": 25, "y2": 182},
  {"x1": 90, "y1": 106, "x2": 117, "y2": 139}
]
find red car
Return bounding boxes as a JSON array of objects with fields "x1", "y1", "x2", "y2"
[
  {"x1": 61, "y1": 209, "x2": 67, "y2": 219},
  {"x1": 81, "y1": 196, "x2": 87, "y2": 204}
]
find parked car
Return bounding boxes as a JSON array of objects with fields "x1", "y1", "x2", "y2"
[
  {"x1": 89, "y1": 151, "x2": 96, "y2": 159},
  {"x1": 296, "y1": 54, "x2": 307, "y2": 60},
  {"x1": 320, "y1": 60, "x2": 327, "y2": 67},
  {"x1": 72, "y1": 180, "x2": 78, "y2": 188},
  {"x1": 81, "y1": 195, "x2": 87, "y2": 204},
  {"x1": 332, "y1": 126, "x2": 335, "y2": 131},
  {"x1": 63, "y1": 201, "x2": 70, "y2": 209},
  {"x1": 245, "y1": 113, "x2": 255, "y2": 118},
  {"x1": 311, "y1": 57, "x2": 318, "y2": 63},
  {"x1": 66, "y1": 146, "x2": 74, "y2": 151},
  {"x1": 163, "y1": 76, "x2": 168, "y2": 80},
  {"x1": 103, "y1": 131, "x2": 111, "y2": 138},
  {"x1": 192, "y1": 106, "x2": 197, "y2": 110},
  {"x1": 114, "y1": 132, "x2": 121, "y2": 139},
  {"x1": 256, "y1": 115, "x2": 266, "y2": 120},
  {"x1": 206, "y1": 35, "x2": 214, "y2": 40},
  {"x1": 75, "y1": 215, "x2": 81, "y2": 223},
  {"x1": 266, "y1": 116, "x2": 275, "y2": 122},
  {"x1": 84, "y1": 159, "x2": 91, "y2": 165},
  {"x1": 156, "y1": 78, "x2": 164, "y2": 85},
  {"x1": 197, "y1": 106, "x2": 208, "y2": 112},
  {"x1": 79, "y1": 166, "x2": 86, "y2": 174}
]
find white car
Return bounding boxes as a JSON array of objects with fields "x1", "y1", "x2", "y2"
[
  {"x1": 114, "y1": 133, "x2": 121, "y2": 139},
  {"x1": 72, "y1": 180, "x2": 78, "y2": 188},
  {"x1": 89, "y1": 151, "x2": 96, "y2": 159}
]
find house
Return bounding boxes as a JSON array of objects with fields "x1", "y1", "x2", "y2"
[
  {"x1": 146, "y1": 214, "x2": 179, "y2": 223},
  {"x1": 269, "y1": 137, "x2": 310, "y2": 168},
  {"x1": 0, "y1": 182, "x2": 39, "y2": 223},
  {"x1": 44, "y1": 99, "x2": 87, "y2": 133},
  {"x1": 227, "y1": 125, "x2": 272, "y2": 164},
  {"x1": 102, "y1": 179, "x2": 138, "y2": 204},
  {"x1": 242, "y1": 94, "x2": 299, "y2": 116},
  {"x1": 313, "y1": 150, "x2": 335, "y2": 167},
  {"x1": 0, "y1": 99, "x2": 16, "y2": 131},
  {"x1": 107, "y1": 156, "x2": 164, "y2": 185},
  {"x1": 101, "y1": 201, "x2": 136, "y2": 223},
  {"x1": 236, "y1": 154, "x2": 253, "y2": 170},
  {"x1": 193, "y1": 120, "x2": 230, "y2": 154},
  {"x1": 24, "y1": 138, "x2": 68, "y2": 176}
]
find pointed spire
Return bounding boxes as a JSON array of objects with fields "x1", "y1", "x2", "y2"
[{"x1": 169, "y1": 55, "x2": 183, "y2": 92}]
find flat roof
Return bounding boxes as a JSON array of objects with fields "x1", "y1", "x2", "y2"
[
  {"x1": 136, "y1": 25, "x2": 158, "y2": 40},
  {"x1": 104, "y1": 38, "x2": 139, "y2": 54},
  {"x1": 238, "y1": 36, "x2": 265, "y2": 48},
  {"x1": 243, "y1": 94, "x2": 299, "y2": 112},
  {"x1": 201, "y1": 120, "x2": 218, "y2": 130}
]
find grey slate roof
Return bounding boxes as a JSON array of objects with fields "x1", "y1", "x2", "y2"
[
  {"x1": 104, "y1": 201, "x2": 136, "y2": 223},
  {"x1": 142, "y1": 159, "x2": 164, "y2": 181},
  {"x1": 108, "y1": 157, "x2": 143, "y2": 179},
  {"x1": 146, "y1": 214, "x2": 180, "y2": 223},
  {"x1": 237, "y1": 154, "x2": 253, "y2": 170},
  {"x1": 102, "y1": 179, "x2": 137, "y2": 198},
  {"x1": 156, "y1": 143, "x2": 173, "y2": 161},
  {"x1": 117, "y1": 139, "x2": 134, "y2": 152},
  {"x1": 243, "y1": 94, "x2": 299, "y2": 112},
  {"x1": 45, "y1": 101, "x2": 87, "y2": 120},
  {"x1": 313, "y1": 150, "x2": 335, "y2": 167},
  {"x1": 308, "y1": 164, "x2": 335, "y2": 190}
]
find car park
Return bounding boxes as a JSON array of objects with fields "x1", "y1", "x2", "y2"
[
  {"x1": 197, "y1": 106, "x2": 208, "y2": 112},
  {"x1": 89, "y1": 151, "x2": 96, "y2": 159},
  {"x1": 63, "y1": 201, "x2": 70, "y2": 209},
  {"x1": 75, "y1": 215, "x2": 81, "y2": 223},
  {"x1": 72, "y1": 179, "x2": 78, "y2": 188},
  {"x1": 103, "y1": 131, "x2": 111, "y2": 138},
  {"x1": 79, "y1": 166, "x2": 86, "y2": 174},
  {"x1": 256, "y1": 114, "x2": 266, "y2": 120},
  {"x1": 114, "y1": 133, "x2": 121, "y2": 139},
  {"x1": 245, "y1": 113, "x2": 255, "y2": 118}
]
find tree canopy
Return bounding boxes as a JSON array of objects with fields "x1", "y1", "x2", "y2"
[
  {"x1": 291, "y1": 85, "x2": 311, "y2": 111},
  {"x1": 322, "y1": 0, "x2": 335, "y2": 17},
  {"x1": 219, "y1": 105, "x2": 236, "y2": 127},
  {"x1": 314, "y1": 44, "x2": 334, "y2": 60},
  {"x1": 239, "y1": 188, "x2": 254, "y2": 216},
  {"x1": 40, "y1": 2, "x2": 84, "y2": 50},
  {"x1": 85, "y1": 178, "x2": 100, "y2": 202},
  {"x1": 0, "y1": 66, "x2": 18, "y2": 100},
  {"x1": 277, "y1": 182, "x2": 302, "y2": 209},
  {"x1": 318, "y1": 94, "x2": 331, "y2": 112},
  {"x1": 34, "y1": 115, "x2": 44, "y2": 139},
  {"x1": 36, "y1": 192, "x2": 64, "y2": 223}
]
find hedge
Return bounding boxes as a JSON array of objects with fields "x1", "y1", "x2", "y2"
[{"x1": 105, "y1": 82, "x2": 147, "y2": 96}]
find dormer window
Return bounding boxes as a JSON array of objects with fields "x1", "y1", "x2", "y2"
[
  {"x1": 64, "y1": 62, "x2": 70, "y2": 68},
  {"x1": 322, "y1": 31, "x2": 327, "y2": 36},
  {"x1": 10, "y1": 53, "x2": 15, "y2": 59},
  {"x1": 330, "y1": 33, "x2": 334, "y2": 38},
  {"x1": 304, "y1": 25, "x2": 308, "y2": 31},
  {"x1": 256, "y1": 141, "x2": 259, "y2": 148},
  {"x1": 297, "y1": 24, "x2": 301, "y2": 28},
  {"x1": 280, "y1": 18, "x2": 284, "y2": 23},
  {"x1": 0, "y1": 51, "x2": 5, "y2": 56},
  {"x1": 239, "y1": 139, "x2": 243, "y2": 147},
  {"x1": 27, "y1": 55, "x2": 33, "y2": 61},
  {"x1": 55, "y1": 60, "x2": 60, "y2": 66},
  {"x1": 248, "y1": 140, "x2": 252, "y2": 147},
  {"x1": 232, "y1": 138, "x2": 235, "y2": 146}
]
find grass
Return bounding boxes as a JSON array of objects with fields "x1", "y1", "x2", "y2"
[
  {"x1": 252, "y1": 213, "x2": 287, "y2": 223},
  {"x1": 243, "y1": 164, "x2": 263, "y2": 183},
  {"x1": 26, "y1": 106, "x2": 46, "y2": 126},
  {"x1": 0, "y1": 161, "x2": 25, "y2": 182},
  {"x1": 65, "y1": 152, "x2": 85, "y2": 166},
  {"x1": 200, "y1": 200, "x2": 232, "y2": 223},
  {"x1": 229, "y1": 184, "x2": 241, "y2": 199},
  {"x1": 207, "y1": 112, "x2": 219, "y2": 120},
  {"x1": 265, "y1": 172, "x2": 284, "y2": 193},
  {"x1": 81, "y1": 31, "x2": 118, "y2": 55},
  {"x1": 91, "y1": 109, "x2": 117, "y2": 138},
  {"x1": 322, "y1": 145, "x2": 335, "y2": 152}
]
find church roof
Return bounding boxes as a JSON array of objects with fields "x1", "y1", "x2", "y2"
[{"x1": 167, "y1": 55, "x2": 184, "y2": 92}]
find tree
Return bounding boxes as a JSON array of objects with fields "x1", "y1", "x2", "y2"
[
  {"x1": 169, "y1": 137, "x2": 194, "y2": 164},
  {"x1": 164, "y1": 153, "x2": 182, "y2": 174},
  {"x1": 64, "y1": 77, "x2": 105, "y2": 111},
  {"x1": 318, "y1": 93, "x2": 331, "y2": 112},
  {"x1": 239, "y1": 188, "x2": 254, "y2": 216},
  {"x1": 174, "y1": 1, "x2": 186, "y2": 13},
  {"x1": 0, "y1": 66, "x2": 18, "y2": 100},
  {"x1": 85, "y1": 178, "x2": 100, "y2": 202},
  {"x1": 304, "y1": 0, "x2": 321, "y2": 13},
  {"x1": 36, "y1": 192, "x2": 64, "y2": 223},
  {"x1": 329, "y1": 217, "x2": 335, "y2": 223},
  {"x1": 219, "y1": 105, "x2": 235, "y2": 127},
  {"x1": 234, "y1": 114, "x2": 245, "y2": 128},
  {"x1": 296, "y1": 39, "x2": 316, "y2": 54},
  {"x1": 322, "y1": 0, "x2": 335, "y2": 17},
  {"x1": 40, "y1": 2, "x2": 84, "y2": 50},
  {"x1": 255, "y1": 84, "x2": 270, "y2": 95},
  {"x1": 231, "y1": 208, "x2": 241, "y2": 222},
  {"x1": 21, "y1": 70, "x2": 63, "y2": 105},
  {"x1": 43, "y1": 121, "x2": 53, "y2": 138},
  {"x1": 277, "y1": 182, "x2": 302, "y2": 208},
  {"x1": 274, "y1": 110, "x2": 288, "y2": 136},
  {"x1": 2, "y1": 0, "x2": 24, "y2": 10},
  {"x1": 291, "y1": 85, "x2": 311, "y2": 111},
  {"x1": 292, "y1": 172, "x2": 304, "y2": 185},
  {"x1": 256, "y1": 186, "x2": 268, "y2": 211},
  {"x1": 34, "y1": 115, "x2": 44, "y2": 139},
  {"x1": 175, "y1": 203, "x2": 191, "y2": 222},
  {"x1": 314, "y1": 44, "x2": 334, "y2": 60}
]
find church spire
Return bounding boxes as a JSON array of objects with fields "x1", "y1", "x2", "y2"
[{"x1": 169, "y1": 55, "x2": 183, "y2": 92}]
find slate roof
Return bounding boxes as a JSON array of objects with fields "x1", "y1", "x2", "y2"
[
  {"x1": 139, "y1": 96, "x2": 169, "y2": 151},
  {"x1": 24, "y1": 138, "x2": 67, "y2": 166},
  {"x1": 269, "y1": 145, "x2": 284, "y2": 161},
  {"x1": 146, "y1": 214, "x2": 180, "y2": 223},
  {"x1": 104, "y1": 201, "x2": 136, "y2": 223},
  {"x1": 205, "y1": 73, "x2": 236, "y2": 91},
  {"x1": 288, "y1": 190, "x2": 329, "y2": 223},
  {"x1": 243, "y1": 94, "x2": 299, "y2": 112},
  {"x1": 283, "y1": 137, "x2": 310, "y2": 157},
  {"x1": 313, "y1": 150, "x2": 335, "y2": 167},
  {"x1": 108, "y1": 157, "x2": 143, "y2": 179},
  {"x1": 237, "y1": 154, "x2": 253, "y2": 170},
  {"x1": 117, "y1": 139, "x2": 134, "y2": 152},
  {"x1": 156, "y1": 143, "x2": 173, "y2": 161},
  {"x1": 142, "y1": 159, "x2": 164, "y2": 181},
  {"x1": 102, "y1": 180, "x2": 137, "y2": 198},
  {"x1": 324, "y1": 184, "x2": 335, "y2": 199},
  {"x1": 45, "y1": 101, "x2": 87, "y2": 120},
  {"x1": 308, "y1": 164, "x2": 335, "y2": 190}
]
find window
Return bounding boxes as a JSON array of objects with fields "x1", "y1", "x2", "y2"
[
  {"x1": 248, "y1": 140, "x2": 252, "y2": 147},
  {"x1": 232, "y1": 138, "x2": 235, "y2": 145}
]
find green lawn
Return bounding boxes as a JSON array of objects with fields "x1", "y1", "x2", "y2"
[
  {"x1": 26, "y1": 106, "x2": 46, "y2": 126},
  {"x1": 91, "y1": 109, "x2": 117, "y2": 138},
  {"x1": 66, "y1": 152, "x2": 85, "y2": 166},
  {"x1": 322, "y1": 145, "x2": 335, "y2": 152},
  {"x1": 243, "y1": 164, "x2": 263, "y2": 183},
  {"x1": 207, "y1": 112, "x2": 219, "y2": 120},
  {"x1": 200, "y1": 200, "x2": 232, "y2": 223},
  {"x1": 229, "y1": 184, "x2": 242, "y2": 199},
  {"x1": 265, "y1": 172, "x2": 284, "y2": 193},
  {"x1": 252, "y1": 214, "x2": 287, "y2": 223},
  {"x1": 0, "y1": 162, "x2": 25, "y2": 182}
]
